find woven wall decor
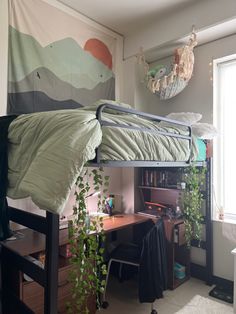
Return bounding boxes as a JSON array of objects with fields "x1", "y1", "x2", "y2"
[{"x1": 138, "y1": 30, "x2": 197, "y2": 100}]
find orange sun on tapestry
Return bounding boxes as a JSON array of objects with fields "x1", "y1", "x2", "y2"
[{"x1": 84, "y1": 38, "x2": 112, "y2": 70}]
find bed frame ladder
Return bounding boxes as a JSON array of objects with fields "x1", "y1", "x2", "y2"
[{"x1": 1, "y1": 208, "x2": 59, "y2": 314}]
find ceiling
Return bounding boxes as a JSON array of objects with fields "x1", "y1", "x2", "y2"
[
  {"x1": 145, "y1": 18, "x2": 236, "y2": 62},
  {"x1": 59, "y1": 0, "x2": 197, "y2": 36},
  {"x1": 58, "y1": 0, "x2": 236, "y2": 61}
]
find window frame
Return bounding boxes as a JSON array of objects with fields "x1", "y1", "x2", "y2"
[{"x1": 213, "y1": 54, "x2": 236, "y2": 220}]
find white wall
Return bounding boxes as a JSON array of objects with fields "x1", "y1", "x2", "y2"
[
  {"x1": 136, "y1": 33, "x2": 236, "y2": 124},
  {"x1": 125, "y1": 33, "x2": 236, "y2": 281},
  {"x1": 120, "y1": 58, "x2": 136, "y2": 105},
  {"x1": 213, "y1": 221, "x2": 236, "y2": 280}
]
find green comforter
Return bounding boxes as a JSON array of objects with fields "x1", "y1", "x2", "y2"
[{"x1": 7, "y1": 107, "x2": 197, "y2": 214}]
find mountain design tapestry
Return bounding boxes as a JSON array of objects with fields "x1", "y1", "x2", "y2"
[{"x1": 8, "y1": 0, "x2": 116, "y2": 114}]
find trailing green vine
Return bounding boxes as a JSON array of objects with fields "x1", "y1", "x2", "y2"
[
  {"x1": 181, "y1": 166, "x2": 205, "y2": 247},
  {"x1": 67, "y1": 167, "x2": 109, "y2": 314}
]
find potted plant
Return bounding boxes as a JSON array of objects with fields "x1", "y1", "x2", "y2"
[
  {"x1": 67, "y1": 167, "x2": 109, "y2": 314},
  {"x1": 181, "y1": 166, "x2": 205, "y2": 247}
]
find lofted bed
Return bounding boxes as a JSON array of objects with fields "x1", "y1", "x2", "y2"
[
  {"x1": 0, "y1": 102, "x2": 212, "y2": 314},
  {"x1": 93, "y1": 103, "x2": 196, "y2": 167}
]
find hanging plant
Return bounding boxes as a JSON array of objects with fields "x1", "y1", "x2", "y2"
[
  {"x1": 181, "y1": 166, "x2": 205, "y2": 247},
  {"x1": 67, "y1": 167, "x2": 109, "y2": 314}
]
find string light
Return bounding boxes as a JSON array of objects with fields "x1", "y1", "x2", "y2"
[{"x1": 209, "y1": 59, "x2": 213, "y2": 83}]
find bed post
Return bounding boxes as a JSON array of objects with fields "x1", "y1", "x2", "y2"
[
  {"x1": 205, "y1": 157, "x2": 213, "y2": 285},
  {"x1": 44, "y1": 212, "x2": 59, "y2": 314}
]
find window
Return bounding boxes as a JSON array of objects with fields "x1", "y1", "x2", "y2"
[{"x1": 214, "y1": 55, "x2": 236, "y2": 220}]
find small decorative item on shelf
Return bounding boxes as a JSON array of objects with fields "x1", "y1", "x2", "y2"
[
  {"x1": 105, "y1": 194, "x2": 114, "y2": 216},
  {"x1": 218, "y1": 206, "x2": 224, "y2": 220}
]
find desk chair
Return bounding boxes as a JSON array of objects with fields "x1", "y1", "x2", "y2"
[{"x1": 102, "y1": 219, "x2": 167, "y2": 314}]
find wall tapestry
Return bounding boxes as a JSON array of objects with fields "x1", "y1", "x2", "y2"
[
  {"x1": 138, "y1": 30, "x2": 197, "y2": 100},
  {"x1": 8, "y1": 0, "x2": 116, "y2": 114}
]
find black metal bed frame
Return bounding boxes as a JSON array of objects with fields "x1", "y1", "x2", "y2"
[
  {"x1": 1, "y1": 209, "x2": 59, "y2": 314},
  {"x1": 0, "y1": 103, "x2": 210, "y2": 313}
]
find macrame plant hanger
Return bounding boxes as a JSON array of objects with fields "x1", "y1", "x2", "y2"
[{"x1": 137, "y1": 26, "x2": 197, "y2": 100}]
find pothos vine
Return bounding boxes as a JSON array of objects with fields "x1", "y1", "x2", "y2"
[
  {"x1": 181, "y1": 166, "x2": 206, "y2": 247},
  {"x1": 67, "y1": 167, "x2": 109, "y2": 314}
]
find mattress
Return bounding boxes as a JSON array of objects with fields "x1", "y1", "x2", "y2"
[
  {"x1": 99, "y1": 112, "x2": 198, "y2": 162},
  {"x1": 7, "y1": 107, "x2": 201, "y2": 214}
]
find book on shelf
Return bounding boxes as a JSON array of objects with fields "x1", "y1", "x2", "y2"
[{"x1": 141, "y1": 168, "x2": 185, "y2": 188}]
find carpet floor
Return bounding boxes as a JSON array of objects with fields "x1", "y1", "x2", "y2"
[
  {"x1": 175, "y1": 294, "x2": 233, "y2": 314},
  {"x1": 99, "y1": 276, "x2": 234, "y2": 314}
]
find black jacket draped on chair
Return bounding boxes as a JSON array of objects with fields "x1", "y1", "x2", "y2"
[{"x1": 139, "y1": 219, "x2": 168, "y2": 303}]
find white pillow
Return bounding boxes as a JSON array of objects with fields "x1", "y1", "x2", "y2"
[
  {"x1": 192, "y1": 123, "x2": 217, "y2": 140},
  {"x1": 165, "y1": 112, "x2": 202, "y2": 125}
]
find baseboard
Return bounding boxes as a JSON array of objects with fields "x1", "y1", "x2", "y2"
[{"x1": 190, "y1": 263, "x2": 207, "y2": 282}]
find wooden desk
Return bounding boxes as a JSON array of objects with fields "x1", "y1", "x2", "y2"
[
  {"x1": 103, "y1": 214, "x2": 150, "y2": 233},
  {"x1": 1, "y1": 214, "x2": 150, "y2": 314},
  {"x1": 2, "y1": 214, "x2": 150, "y2": 256},
  {"x1": 1, "y1": 213, "x2": 189, "y2": 314}
]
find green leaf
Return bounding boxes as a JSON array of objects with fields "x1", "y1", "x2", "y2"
[{"x1": 67, "y1": 166, "x2": 109, "y2": 311}]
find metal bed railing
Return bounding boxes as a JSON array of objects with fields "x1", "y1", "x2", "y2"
[{"x1": 93, "y1": 103, "x2": 193, "y2": 167}]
